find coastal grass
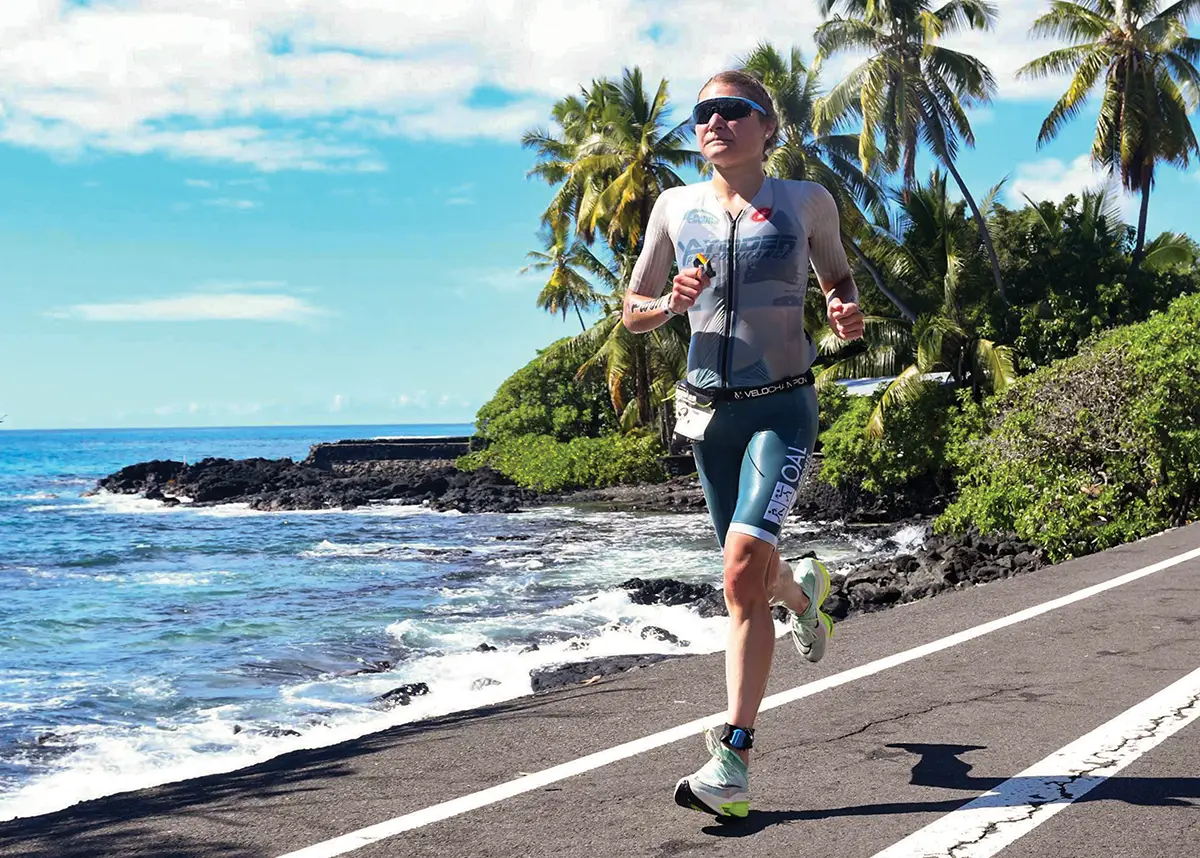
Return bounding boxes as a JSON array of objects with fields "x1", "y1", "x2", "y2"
[{"x1": 458, "y1": 432, "x2": 667, "y2": 493}]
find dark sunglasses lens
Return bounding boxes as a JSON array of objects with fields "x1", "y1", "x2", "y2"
[{"x1": 693, "y1": 99, "x2": 754, "y2": 124}]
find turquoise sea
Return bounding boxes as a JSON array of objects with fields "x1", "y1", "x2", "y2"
[{"x1": 0, "y1": 424, "x2": 911, "y2": 822}]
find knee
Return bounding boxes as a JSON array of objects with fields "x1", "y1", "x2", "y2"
[{"x1": 723, "y1": 545, "x2": 769, "y2": 611}]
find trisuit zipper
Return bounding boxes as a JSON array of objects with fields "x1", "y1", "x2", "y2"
[{"x1": 718, "y1": 210, "x2": 745, "y2": 388}]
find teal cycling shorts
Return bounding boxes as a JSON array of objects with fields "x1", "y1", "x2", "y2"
[{"x1": 691, "y1": 384, "x2": 819, "y2": 548}]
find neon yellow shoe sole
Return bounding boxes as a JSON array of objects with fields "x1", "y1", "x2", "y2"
[{"x1": 792, "y1": 558, "x2": 835, "y2": 663}]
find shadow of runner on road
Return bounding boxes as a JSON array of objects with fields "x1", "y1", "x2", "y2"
[{"x1": 702, "y1": 742, "x2": 1200, "y2": 838}]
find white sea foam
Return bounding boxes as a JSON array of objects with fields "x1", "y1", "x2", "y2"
[
  {"x1": 302, "y1": 539, "x2": 396, "y2": 558},
  {"x1": 890, "y1": 523, "x2": 932, "y2": 552},
  {"x1": 0, "y1": 591, "x2": 754, "y2": 823},
  {"x1": 300, "y1": 539, "x2": 480, "y2": 562},
  {"x1": 136, "y1": 571, "x2": 232, "y2": 588}
]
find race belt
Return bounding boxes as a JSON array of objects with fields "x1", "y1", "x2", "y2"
[{"x1": 684, "y1": 370, "x2": 815, "y2": 402}]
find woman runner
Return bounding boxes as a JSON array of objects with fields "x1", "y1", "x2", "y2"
[{"x1": 622, "y1": 69, "x2": 865, "y2": 819}]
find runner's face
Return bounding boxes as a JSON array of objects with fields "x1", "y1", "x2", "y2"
[{"x1": 695, "y1": 83, "x2": 774, "y2": 168}]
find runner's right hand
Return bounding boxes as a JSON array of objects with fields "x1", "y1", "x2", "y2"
[{"x1": 669, "y1": 265, "x2": 709, "y2": 314}]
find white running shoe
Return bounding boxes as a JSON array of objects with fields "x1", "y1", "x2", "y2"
[
  {"x1": 791, "y1": 557, "x2": 835, "y2": 663},
  {"x1": 673, "y1": 727, "x2": 750, "y2": 819}
]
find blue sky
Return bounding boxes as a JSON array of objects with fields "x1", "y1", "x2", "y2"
[{"x1": 1, "y1": 0, "x2": 1197, "y2": 430}]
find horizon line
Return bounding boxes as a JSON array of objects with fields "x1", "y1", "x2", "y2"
[{"x1": 0, "y1": 420, "x2": 478, "y2": 434}]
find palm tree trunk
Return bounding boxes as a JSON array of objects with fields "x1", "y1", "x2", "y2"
[
  {"x1": 1131, "y1": 163, "x2": 1153, "y2": 273},
  {"x1": 847, "y1": 237, "x2": 918, "y2": 323},
  {"x1": 903, "y1": 133, "x2": 918, "y2": 200},
  {"x1": 575, "y1": 305, "x2": 586, "y2": 332},
  {"x1": 942, "y1": 156, "x2": 1007, "y2": 303},
  {"x1": 633, "y1": 352, "x2": 652, "y2": 427}
]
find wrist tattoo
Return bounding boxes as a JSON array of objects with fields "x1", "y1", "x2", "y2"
[{"x1": 627, "y1": 295, "x2": 674, "y2": 316}]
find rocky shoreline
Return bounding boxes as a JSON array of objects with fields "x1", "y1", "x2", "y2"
[
  {"x1": 88, "y1": 451, "x2": 929, "y2": 523},
  {"x1": 374, "y1": 525, "x2": 1046, "y2": 698},
  {"x1": 89, "y1": 456, "x2": 539, "y2": 514},
  {"x1": 86, "y1": 451, "x2": 1049, "y2": 721}
]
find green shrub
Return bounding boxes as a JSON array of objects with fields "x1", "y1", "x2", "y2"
[
  {"x1": 818, "y1": 385, "x2": 957, "y2": 496},
  {"x1": 458, "y1": 432, "x2": 667, "y2": 492},
  {"x1": 816, "y1": 381, "x2": 852, "y2": 433},
  {"x1": 983, "y1": 197, "x2": 1200, "y2": 369},
  {"x1": 473, "y1": 339, "x2": 617, "y2": 444},
  {"x1": 938, "y1": 292, "x2": 1200, "y2": 561}
]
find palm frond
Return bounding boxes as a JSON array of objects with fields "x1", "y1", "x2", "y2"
[
  {"x1": 1141, "y1": 230, "x2": 1200, "y2": 270},
  {"x1": 867, "y1": 364, "x2": 933, "y2": 438}
]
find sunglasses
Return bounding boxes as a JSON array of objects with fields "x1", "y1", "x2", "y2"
[{"x1": 691, "y1": 96, "x2": 767, "y2": 125}]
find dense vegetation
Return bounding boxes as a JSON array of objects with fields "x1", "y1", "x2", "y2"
[
  {"x1": 471, "y1": 340, "x2": 617, "y2": 444},
  {"x1": 938, "y1": 293, "x2": 1200, "y2": 562},
  {"x1": 464, "y1": 1, "x2": 1200, "y2": 554}
]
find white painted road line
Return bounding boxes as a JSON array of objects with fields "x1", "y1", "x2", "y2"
[
  {"x1": 871, "y1": 664, "x2": 1200, "y2": 858},
  {"x1": 273, "y1": 543, "x2": 1200, "y2": 858}
]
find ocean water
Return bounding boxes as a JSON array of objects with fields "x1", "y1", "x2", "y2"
[{"x1": 0, "y1": 424, "x2": 918, "y2": 822}]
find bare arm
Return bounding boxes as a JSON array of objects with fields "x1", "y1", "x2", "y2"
[
  {"x1": 806, "y1": 184, "x2": 858, "y2": 305},
  {"x1": 621, "y1": 195, "x2": 678, "y2": 333},
  {"x1": 806, "y1": 184, "x2": 864, "y2": 341}
]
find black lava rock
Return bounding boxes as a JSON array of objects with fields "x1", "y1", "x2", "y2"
[
  {"x1": 374, "y1": 682, "x2": 431, "y2": 709},
  {"x1": 92, "y1": 456, "x2": 538, "y2": 514},
  {"x1": 640, "y1": 626, "x2": 688, "y2": 646},
  {"x1": 530, "y1": 654, "x2": 682, "y2": 693}
]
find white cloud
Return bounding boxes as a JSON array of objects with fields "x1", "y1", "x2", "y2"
[
  {"x1": 203, "y1": 197, "x2": 259, "y2": 210},
  {"x1": 0, "y1": 1, "x2": 1075, "y2": 172},
  {"x1": 227, "y1": 177, "x2": 270, "y2": 191},
  {"x1": 394, "y1": 391, "x2": 430, "y2": 408},
  {"x1": 474, "y1": 268, "x2": 538, "y2": 293},
  {"x1": 50, "y1": 292, "x2": 324, "y2": 323},
  {"x1": 185, "y1": 178, "x2": 214, "y2": 188},
  {"x1": 444, "y1": 181, "x2": 476, "y2": 206},
  {"x1": 331, "y1": 394, "x2": 345, "y2": 412},
  {"x1": 196, "y1": 279, "x2": 289, "y2": 293},
  {"x1": 1008, "y1": 154, "x2": 1137, "y2": 219}
]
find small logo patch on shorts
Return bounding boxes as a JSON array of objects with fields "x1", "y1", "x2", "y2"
[{"x1": 763, "y1": 481, "x2": 797, "y2": 525}]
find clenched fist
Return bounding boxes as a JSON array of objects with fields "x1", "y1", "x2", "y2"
[
  {"x1": 827, "y1": 297, "x2": 864, "y2": 341},
  {"x1": 667, "y1": 264, "x2": 710, "y2": 314}
]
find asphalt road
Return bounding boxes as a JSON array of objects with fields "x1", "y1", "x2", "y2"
[{"x1": 2, "y1": 523, "x2": 1198, "y2": 858}]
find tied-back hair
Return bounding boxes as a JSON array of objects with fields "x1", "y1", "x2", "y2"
[{"x1": 698, "y1": 70, "x2": 779, "y2": 161}]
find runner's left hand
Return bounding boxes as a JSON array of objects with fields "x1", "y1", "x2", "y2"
[{"x1": 827, "y1": 298, "x2": 864, "y2": 341}]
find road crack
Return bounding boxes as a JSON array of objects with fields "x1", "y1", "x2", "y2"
[
  {"x1": 942, "y1": 691, "x2": 1200, "y2": 857},
  {"x1": 765, "y1": 687, "x2": 1025, "y2": 757}
]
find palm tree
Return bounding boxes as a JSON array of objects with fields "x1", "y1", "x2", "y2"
[
  {"x1": 522, "y1": 79, "x2": 620, "y2": 241},
  {"x1": 738, "y1": 42, "x2": 919, "y2": 322},
  {"x1": 1016, "y1": 0, "x2": 1200, "y2": 272},
  {"x1": 574, "y1": 68, "x2": 704, "y2": 250},
  {"x1": 523, "y1": 69, "x2": 703, "y2": 430},
  {"x1": 545, "y1": 247, "x2": 690, "y2": 441},
  {"x1": 524, "y1": 68, "x2": 702, "y2": 252},
  {"x1": 814, "y1": 0, "x2": 1008, "y2": 300},
  {"x1": 522, "y1": 233, "x2": 606, "y2": 331},
  {"x1": 816, "y1": 170, "x2": 1016, "y2": 436},
  {"x1": 1021, "y1": 186, "x2": 1127, "y2": 246}
]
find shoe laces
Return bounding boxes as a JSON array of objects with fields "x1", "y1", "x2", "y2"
[{"x1": 698, "y1": 728, "x2": 748, "y2": 788}]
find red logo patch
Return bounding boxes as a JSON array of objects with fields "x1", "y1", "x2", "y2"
[{"x1": 751, "y1": 207, "x2": 772, "y2": 222}]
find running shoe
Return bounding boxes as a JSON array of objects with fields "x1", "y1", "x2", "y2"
[
  {"x1": 673, "y1": 727, "x2": 750, "y2": 819},
  {"x1": 791, "y1": 557, "x2": 834, "y2": 663}
]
